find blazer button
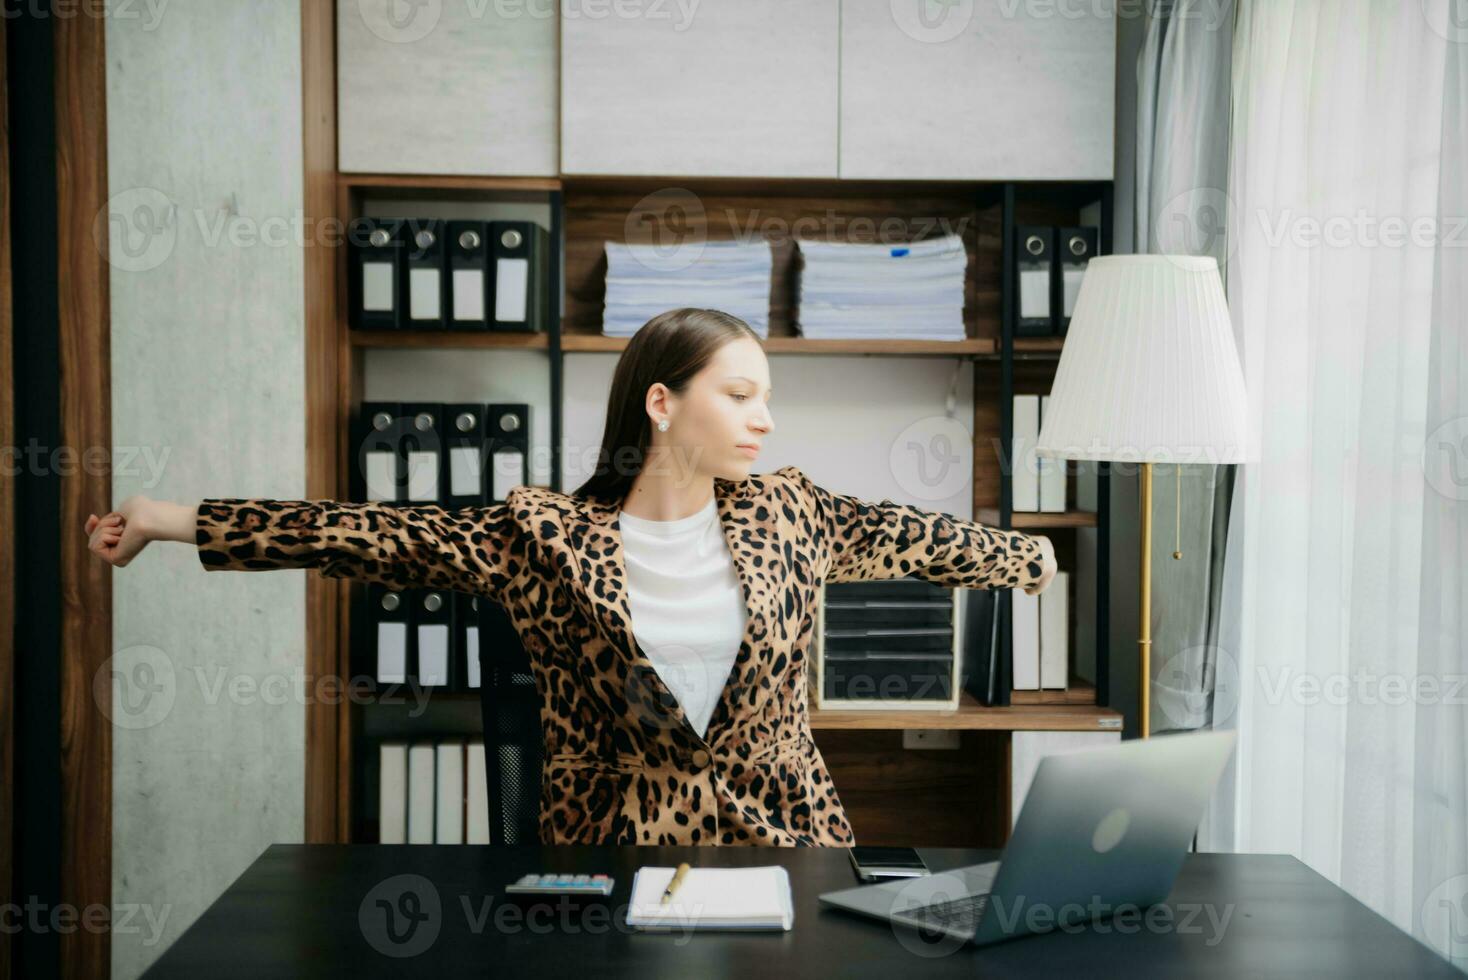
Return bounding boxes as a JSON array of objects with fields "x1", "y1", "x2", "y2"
[{"x1": 690, "y1": 748, "x2": 711, "y2": 768}]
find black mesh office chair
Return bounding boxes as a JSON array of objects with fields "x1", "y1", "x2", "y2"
[{"x1": 476, "y1": 599, "x2": 543, "y2": 844}]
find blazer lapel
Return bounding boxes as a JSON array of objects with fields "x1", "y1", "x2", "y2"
[{"x1": 566, "y1": 473, "x2": 781, "y2": 748}]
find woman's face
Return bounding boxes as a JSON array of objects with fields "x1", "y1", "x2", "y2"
[{"x1": 652, "y1": 337, "x2": 774, "y2": 483}]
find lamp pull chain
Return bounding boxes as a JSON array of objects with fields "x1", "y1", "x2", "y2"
[{"x1": 1173, "y1": 464, "x2": 1183, "y2": 560}]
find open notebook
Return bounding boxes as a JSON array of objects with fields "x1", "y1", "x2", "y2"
[{"x1": 626, "y1": 866, "x2": 794, "y2": 931}]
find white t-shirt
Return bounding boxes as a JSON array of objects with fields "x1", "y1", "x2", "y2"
[{"x1": 617, "y1": 494, "x2": 747, "y2": 739}]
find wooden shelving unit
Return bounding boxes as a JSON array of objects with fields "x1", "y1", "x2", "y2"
[
  {"x1": 977, "y1": 507, "x2": 1100, "y2": 528},
  {"x1": 338, "y1": 173, "x2": 562, "y2": 194},
  {"x1": 561, "y1": 334, "x2": 997, "y2": 357},
  {"x1": 321, "y1": 175, "x2": 1121, "y2": 847},
  {"x1": 811, "y1": 690, "x2": 1117, "y2": 731},
  {"x1": 301, "y1": 14, "x2": 1119, "y2": 850},
  {"x1": 349, "y1": 330, "x2": 552, "y2": 350}
]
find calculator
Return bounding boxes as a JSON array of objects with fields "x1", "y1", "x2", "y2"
[{"x1": 503, "y1": 872, "x2": 615, "y2": 910}]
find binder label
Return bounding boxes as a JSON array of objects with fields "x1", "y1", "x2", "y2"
[
  {"x1": 362, "y1": 261, "x2": 394, "y2": 312},
  {"x1": 495, "y1": 257, "x2": 529, "y2": 322},
  {"x1": 452, "y1": 268, "x2": 485, "y2": 321}
]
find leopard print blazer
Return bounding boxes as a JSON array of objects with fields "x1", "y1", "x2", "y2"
[{"x1": 194, "y1": 464, "x2": 1048, "y2": 847}]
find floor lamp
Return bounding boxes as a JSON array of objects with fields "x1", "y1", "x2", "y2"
[{"x1": 1035, "y1": 255, "x2": 1247, "y2": 739}]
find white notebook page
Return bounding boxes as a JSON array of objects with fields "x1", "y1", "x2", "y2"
[{"x1": 627, "y1": 866, "x2": 792, "y2": 928}]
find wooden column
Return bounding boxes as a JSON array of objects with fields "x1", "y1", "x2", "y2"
[{"x1": 55, "y1": 9, "x2": 112, "y2": 979}]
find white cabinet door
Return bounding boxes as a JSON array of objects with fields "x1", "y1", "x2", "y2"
[
  {"x1": 337, "y1": 0, "x2": 558, "y2": 175},
  {"x1": 1010, "y1": 730, "x2": 1121, "y2": 830},
  {"x1": 840, "y1": 0, "x2": 1115, "y2": 180},
  {"x1": 560, "y1": 0, "x2": 839, "y2": 177}
]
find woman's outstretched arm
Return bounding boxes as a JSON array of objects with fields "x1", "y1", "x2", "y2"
[
  {"x1": 778, "y1": 465, "x2": 1058, "y2": 595},
  {"x1": 85, "y1": 493, "x2": 527, "y2": 597}
]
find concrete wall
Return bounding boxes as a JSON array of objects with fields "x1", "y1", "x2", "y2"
[{"x1": 105, "y1": 4, "x2": 306, "y2": 976}]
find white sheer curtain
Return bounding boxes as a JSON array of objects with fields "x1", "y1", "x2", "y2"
[
  {"x1": 1132, "y1": 0, "x2": 1237, "y2": 738},
  {"x1": 1205, "y1": 0, "x2": 1468, "y2": 967}
]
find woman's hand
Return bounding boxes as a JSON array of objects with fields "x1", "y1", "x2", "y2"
[
  {"x1": 85, "y1": 495, "x2": 158, "y2": 568},
  {"x1": 1022, "y1": 534, "x2": 1058, "y2": 595}
]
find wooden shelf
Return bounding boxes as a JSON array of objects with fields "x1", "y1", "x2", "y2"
[
  {"x1": 1012, "y1": 336, "x2": 1066, "y2": 354},
  {"x1": 562, "y1": 334, "x2": 996, "y2": 357},
  {"x1": 338, "y1": 173, "x2": 561, "y2": 193},
  {"x1": 349, "y1": 330, "x2": 550, "y2": 350},
  {"x1": 1009, "y1": 680, "x2": 1099, "y2": 705},
  {"x1": 810, "y1": 690, "x2": 1120, "y2": 732},
  {"x1": 976, "y1": 508, "x2": 1100, "y2": 529},
  {"x1": 350, "y1": 330, "x2": 992, "y2": 357}
]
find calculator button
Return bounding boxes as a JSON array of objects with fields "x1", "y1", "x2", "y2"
[
  {"x1": 538, "y1": 874, "x2": 557, "y2": 885},
  {"x1": 517, "y1": 874, "x2": 538, "y2": 885},
  {"x1": 573, "y1": 874, "x2": 590, "y2": 883},
  {"x1": 592, "y1": 873, "x2": 608, "y2": 880}
]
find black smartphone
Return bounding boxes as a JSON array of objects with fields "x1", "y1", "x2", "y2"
[{"x1": 848, "y1": 845, "x2": 929, "y2": 882}]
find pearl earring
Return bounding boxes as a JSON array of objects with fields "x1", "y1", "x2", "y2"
[{"x1": 657, "y1": 419, "x2": 669, "y2": 432}]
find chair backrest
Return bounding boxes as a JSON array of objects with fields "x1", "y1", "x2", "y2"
[{"x1": 477, "y1": 601, "x2": 543, "y2": 844}]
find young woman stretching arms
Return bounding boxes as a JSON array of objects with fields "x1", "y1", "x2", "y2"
[{"x1": 86, "y1": 307, "x2": 1057, "y2": 847}]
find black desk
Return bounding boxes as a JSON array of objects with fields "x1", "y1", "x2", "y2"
[{"x1": 141, "y1": 844, "x2": 1456, "y2": 978}]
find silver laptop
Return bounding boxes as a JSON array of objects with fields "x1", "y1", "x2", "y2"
[{"x1": 818, "y1": 729, "x2": 1237, "y2": 947}]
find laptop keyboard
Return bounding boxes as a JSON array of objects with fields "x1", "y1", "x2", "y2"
[{"x1": 899, "y1": 892, "x2": 989, "y2": 932}]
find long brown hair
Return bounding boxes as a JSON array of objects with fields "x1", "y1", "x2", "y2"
[{"x1": 573, "y1": 308, "x2": 763, "y2": 503}]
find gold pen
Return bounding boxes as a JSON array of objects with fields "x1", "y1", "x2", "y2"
[{"x1": 660, "y1": 862, "x2": 692, "y2": 905}]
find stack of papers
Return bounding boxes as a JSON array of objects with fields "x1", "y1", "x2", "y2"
[
  {"x1": 626, "y1": 865, "x2": 794, "y2": 932},
  {"x1": 603, "y1": 239, "x2": 773, "y2": 337},
  {"x1": 796, "y1": 234, "x2": 969, "y2": 341}
]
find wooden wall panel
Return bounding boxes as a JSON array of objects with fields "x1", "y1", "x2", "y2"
[
  {"x1": 812, "y1": 730, "x2": 1011, "y2": 848},
  {"x1": 562, "y1": 179, "x2": 1003, "y2": 341},
  {"x1": 54, "y1": 11, "x2": 111, "y2": 980},
  {"x1": 302, "y1": 0, "x2": 346, "y2": 844}
]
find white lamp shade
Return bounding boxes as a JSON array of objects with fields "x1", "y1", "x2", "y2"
[{"x1": 1035, "y1": 255, "x2": 1248, "y2": 464}]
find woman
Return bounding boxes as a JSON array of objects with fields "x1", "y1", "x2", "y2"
[{"x1": 85, "y1": 307, "x2": 1057, "y2": 847}]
